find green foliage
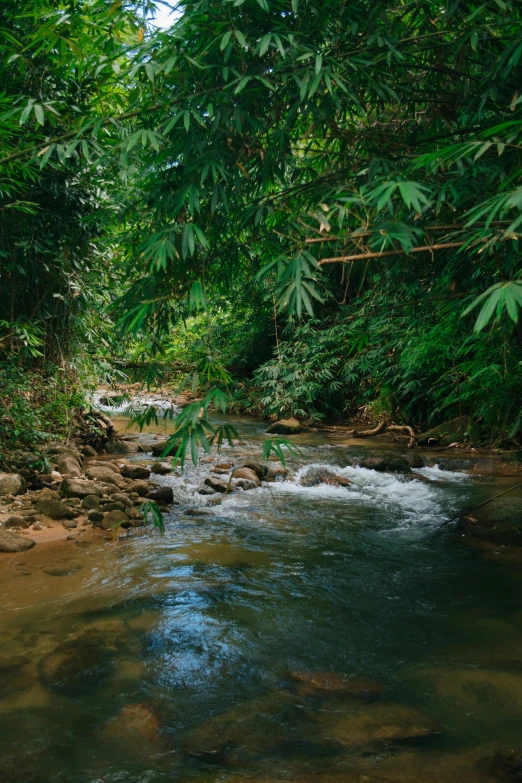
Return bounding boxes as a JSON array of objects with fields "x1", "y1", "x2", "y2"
[
  {"x1": 0, "y1": 360, "x2": 87, "y2": 450},
  {"x1": 261, "y1": 438, "x2": 301, "y2": 466},
  {"x1": 140, "y1": 500, "x2": 165, "y2": 534}
]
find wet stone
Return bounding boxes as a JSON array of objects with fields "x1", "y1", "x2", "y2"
[
  {"x1": 0, "y1": 530, "x2": 35, "y2": 552},
  {"x1": 39, "y1": 634, "x2": 116, "y2": 696},
  {"x1": 147, "y1": 486, "x2": 174, "y2": 503}
]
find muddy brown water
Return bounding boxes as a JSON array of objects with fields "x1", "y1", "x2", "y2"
[{"x1": 1, "y1": 413, "x2": 522, "y2": 783}]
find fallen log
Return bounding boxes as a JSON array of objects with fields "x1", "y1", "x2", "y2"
[
  {"x1": 387, "y1": 424, "x2": 417, "y2": 448},
  {"x1": 350, "y1": 420, "x2": 387, "y2": 437}
]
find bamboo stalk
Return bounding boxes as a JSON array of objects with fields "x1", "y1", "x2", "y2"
[
  {"x1": 318, "y1": 241, "x2": 467, "y2": 265},
  {"x1": 306, "y1": 221, "x2": 512, "y2": 244}
]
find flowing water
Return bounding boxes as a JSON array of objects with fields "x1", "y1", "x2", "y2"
[{"x1": 1, "y1": 416, "x2": 522, "y2": 783}]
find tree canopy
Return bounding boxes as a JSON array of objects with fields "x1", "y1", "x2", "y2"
[{"x1": 1, "y1": 0, "x2": 522, "y2": 449}]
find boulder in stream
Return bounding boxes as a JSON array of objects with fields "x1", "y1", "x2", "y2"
[
  {"x1": 359, "y1": 456, "x2": 411, "y2": 473},
  {"x1": 147, "y1": 486, "x2": 174, "y2": 504},
  {"x1": 151, "y1": 461, "x2": 172, "y2": 475},
  {"x1": 232, "y1": 467, "x2": 261, "y2": 486},
  {"x1": 266, "y1": 418, "x2": 302, "y2": 435},
  {"x1": 299, "y1": 466, "x2": 351, "y2": 487}
]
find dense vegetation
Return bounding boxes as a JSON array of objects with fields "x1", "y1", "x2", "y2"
[{"x1": 1, "y1": 0, "x2": 522, "y2": 455}]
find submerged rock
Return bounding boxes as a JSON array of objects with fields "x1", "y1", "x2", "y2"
[
  {"x1": 0, "y1": 473, "x2": 26, "y2": 496},
  {"x1": 99, "y1": 702, "x2": 162, "y2": 752},
  {"x1": 319, "y1": 702, "x2": 440, "y2": 746},
  {"x1": 39, "y1": 635, "x2": 116, "y2": 696},
  {"x1": 291, "y1": 671, "x2": 385, "y2": 700},
  {"x1": 0, "y1": 530, "x2": 35, "y2": 552},
  {"x1": 266, "y1": 418, "x2": 302, "y2": 435}
]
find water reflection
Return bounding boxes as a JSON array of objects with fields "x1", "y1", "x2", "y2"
[{"x1": 0, "y1": 419, "x2": 521, "y2": 782}]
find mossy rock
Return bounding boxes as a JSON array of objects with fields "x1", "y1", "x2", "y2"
[{"x1": 417, "y1": 415, "x2": 481, "y2": 446}]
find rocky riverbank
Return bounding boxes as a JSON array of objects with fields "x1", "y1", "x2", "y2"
[{"x1": 0, "y1": 440, "x2": 177, "y2": 552}]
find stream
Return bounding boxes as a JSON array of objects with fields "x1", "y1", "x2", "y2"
[{"x1": 1, "y1": 414, "x2": 522, "y2": 782}]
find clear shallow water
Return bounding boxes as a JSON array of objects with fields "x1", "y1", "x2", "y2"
[{"x1": 1, "y1": 418, "x2": 522, "y2": 783}]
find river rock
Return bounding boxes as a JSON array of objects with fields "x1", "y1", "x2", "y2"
[
  {"x1": 36, "y1": 499, "x2": 76, "y2": 520},
  {"x1": 204, "y1": 476, "x2": 230, "y2": 493},
  {"x1": 39, "y1": 635, "x2": 115, "y2": 696},
  {"x1": 52, "y1": 454, "x2": 81, "y2": 477},
  {"x1": 101, "y1": 501, "x2": 126, "y2": 512},
  {"x1": 29, "y1": 488, "x2": 61, "y2": 503},
  {"x1": 0, "y1": 473, "x2": 26, "y2": 496},
  {"x1": 234, "y1": 478, "x2": 258, "y2": 491},
  {"x1": 110, "y1": 492, "x2": 133, "y2": 507},
  {"x1": 4, "y1": 515, "x2": 32, "y2": 529},
  {"x1": 405, "y1": 453, "x2": 426, "y2": 468},
  {"x1": 266, "y1": 463, "x2": 290, "y2": 480},
  {"x1": 318, "y1": 702, "x2": 440, "y2": 746},
  {"x1": 197, "y1": 485, "x2": 216, "y2": 495},
  {"x1": 0, "y1": 530, "x2": 35, "y2": 552},
  {"x1": 105, "y1": 440, "x2": 140, "y2": 454},
  {"x1": 62, "y1": 478, "x2": 103, "y2": 498},
  {"x1": 88, "y1": 510, "x2": 104, "y2": 523},
  {"x1": 99, "y1": 702, "x2": 161, "y2": 752},
  {"x1": 88, "y1": 460, "x2": 121, "y2": 473},
  {"x1": 151, "y1": 439, "x2": 180, "y2": 457},
  {"x1": 121, "y1": 464, "x2": 151, "y2": 480},
  {"x1": 240, "y1": 460, "x2": 269, "y2": 479},
  {"x1": 359, "y1": 456, "x2": 411, "y2": 473},
  {"x1": 81, "y1": 494, "x2": 101, "y2": 511},
  {"x1": 266, "y1": 418, "x2": 302, "y2": 435},
  {"x1": 97, "y1": 509, "x2": 130, "y2": 530},
  {"x1": 147, "y1": 486, "x2": 174, "y2": 503},
  {"x1": 291, "y1": 671, "x2": 385, "y2": 700},
  {"x1": 85, "y1": 465, "x2": 125, "y2": 486},
  {"x1": 232, "y1": 467, "x2": 261, "y2": 486},
  {"x1": 81, "y1": 444, "x2": 97, "y2": 457},
  {"x1": 151, "y1": 461, "x2": 172, "y2": 475},
  {"x1": 299, "y1": 466, "x2": 351, "y2": 487},
  {"x1": 127, "y1": 479, "x2": 150, "y2": 496}
]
